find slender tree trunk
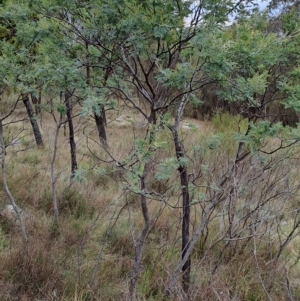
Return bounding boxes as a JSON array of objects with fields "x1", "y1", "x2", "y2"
[
  {"x1": 31, "y1": 92, "x2": 41, "y2": 116},
  {"x1": 166, "y1": 92, "x2": 191, "y2": 294},
  {"x1": 0, "y1": 120, "x2": 28, "y2": 243},
  {"x1": 51, "y1": 112, "x2": 63, "y2": 226},
  {"x1": 172, "y1": 127, "x2": 191, "y2": 293},
  {"x1": 128, "y1": 122, "x2": 157, "y2": 300},
  {"x1": 165, "y1": 119, "x2": 252, "y2": 296},
  {"x1": 94, "y1": 107, "x2": 107, "y2": 148},
  {"x1": 180, "y1": 170, "x2": 190, "y2": 292},
  {"x1": 129, "y1": 165, "x2": 151, "y2": 300},
  {"x1": 23, "y1": 95, "x2": 44, "y2": 147},
  {"x1": 86, "y1": 41, "x2": 90, "y2": 83},
  {"x1": 65, "y1": 92, "x2": 77, "y2": 176},
  {"x1": 166, "y1": 201, "x2": 218, "y2": 296},
  {"x1": 85, "y1": 43, "x2": 109, "y2": 148}
]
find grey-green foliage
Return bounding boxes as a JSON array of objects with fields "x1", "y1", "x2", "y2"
[
  {"x1": 155, "y1": 157, "x2": 180, "y2": 181},
  {"x1": 0, "y1": 2, "x2": 86, "y2": 99},
  {"x1": 234, "y1": 121, "x2": 287, "y2": 150},
  {"x1": 155, "y1": 157, "x2": 188, "y2": 181}
]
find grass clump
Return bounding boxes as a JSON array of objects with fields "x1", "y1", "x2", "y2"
[
  {"x1": 211, "y1": 111, "x2": 248, "y2": 134},
  {"x1": 60, "y1": 188, "x2": 94, "y2": 219},
  {"x1": 0, "y1": 226, "x2": 9, "y2": 250},
  {"x1": 0, "y1": 236, "x2": 63, "y2": 300},
  {"x1": 1, "y1": 103, "x2": 300, "y2": 301}
]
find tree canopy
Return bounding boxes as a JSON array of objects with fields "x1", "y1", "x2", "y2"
[{"x1": 1, "y1": 0, "x2": 300, "y2": 300}]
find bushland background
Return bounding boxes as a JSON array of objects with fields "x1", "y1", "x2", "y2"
[{"x1": 1, "y1": 0, "x2": 300, "y2": 300}]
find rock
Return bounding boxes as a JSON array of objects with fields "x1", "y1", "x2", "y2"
[
  {"x1": 181, "y1": 123, "x2": 200, "y2": 131},
  {"x1": 181, "y1": 125, "x2": 191, "y2": 130},
  {"x1": 0, "y1": 204, "x2": 29, "y2": 227}
]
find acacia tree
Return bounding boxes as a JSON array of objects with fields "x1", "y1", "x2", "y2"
[
  {"x1": 94, "y1": 0, "x2": 264, "y2": 297},
  {"x1": 0, "y1": 4, "x2": 45, "y2": 147},
  {"x1": 37, "y1": 0, "x2": 277, "y2": 297},
  {"x1": 0, "y1": 104, "x2": 28, "y2": 243},
  {"x1": 165, "y1": 11, "x2": 300, "y2": 297},
  {"x1": 7, "y1": 0, "x2": 300, "y2": 299},
  {"x1": 4, "y1": 1, "x2": 89, "y2": 222},
  {"x1": 37, "y1": 42, "x2": 87, "y2": 223},
  {"x1": 29, "y1": 0, "x2": 120, "y2": 148}
]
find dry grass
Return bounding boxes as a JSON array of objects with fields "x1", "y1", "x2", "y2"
[{"x1": 1, "y1": 99, "x2": 300, "y2": 300}]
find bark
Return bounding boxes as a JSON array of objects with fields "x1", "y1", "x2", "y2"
[
  {"x1": 166, "y1": 92, "x2": 191, "y2": 294},
  {"x1": 86, "y1": 41, "x2": 90, "y2": 84},
  {"x1": 172, "y1": 127, "x2": 191, "y2": 293},
  {"x1": 31, "y1": 92, "x2": 41, "y2": 116},
  {"x1": 23, "y1": 95, "x2": 44, "y2": 147},
  {"x1": 0, "y1": 120, "x2": 28, "y2": 243},
  {"x1": 94, "y1": 106, "x2": 108, "y2": 148},
  {"x1": 65, "y1": 92, "x2": 78, "y2": 175},
  {"x1": 50, "y1": 114, "x2": 62, "y2": 225},
  {"x1": 128, "y1": 123, "x2": 156, "y2": 300},
  {"x1": 129, "y1": 164, "x2": 151, "y2": 300},
  {"x1": 166, "y1": 117, "x2": 252, "y2": 296},
  {"x1": 165, "y1": 200, "x2": 220, "y2": 296},
  {"x1": 85, "y1": 43, "x2": 108, "y2": 148},
  {"x1": 180, "y1": 167, "x2": 191, "y2": 292}
]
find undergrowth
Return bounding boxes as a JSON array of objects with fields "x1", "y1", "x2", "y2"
[{"x1": 0, "y1": 110, "x2": 299, "y2": 301}]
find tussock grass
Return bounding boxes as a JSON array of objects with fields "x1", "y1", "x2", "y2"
[{"x1": 1, "y1": 102, "x2": 300, "y2": 301}]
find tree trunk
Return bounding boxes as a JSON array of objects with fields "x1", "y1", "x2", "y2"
[
  {"x1": 50, "y1": 113, "x2": 62, "y2": 226},
  {"x1": 65, "y1": 92, "x2": 77, "y2": 176},
  {"x1": 181, "y1": 169, "x2": 191, "y2": 293},
  {"x1": 172, "y1": 127, "x2": 191, "y2": 293},
  {"x1": 85, "y1": 43, "x2": 108, "y2": 148},
  {"x1": 165, "y1": 120, "x2": 251, "y2": 296},
  {"x1": 0, "y1": 120, "x2": 28, "y2": 243},
  {"x1": 23, "y1": 95, "x2": 44, "y2": 147},
  {"x1": 94, "y1": 106, "x2": 108, "y2": 148},
  {"x1": 128, "y1": 123, "x2": 156, "y2": 300},
  {"x1": 31, "y1": 92, "x2": 42, "y2": 116},
  {"x1": 129, "y1": 164, "x2": 151, "y2": 300}
]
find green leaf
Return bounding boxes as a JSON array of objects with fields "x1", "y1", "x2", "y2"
[
  {"x1": 155, "y1": 157, "x2": 179, "y2": 181},
  {"x1": 72, "y1": 169, "x2": 87, "y2": 183},
  {"x1": 56, "y1": 104, "x2": 67, "y2": 115}
]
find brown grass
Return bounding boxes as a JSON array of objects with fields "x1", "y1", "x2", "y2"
[{"x1": 0, "y1": 100, "x2": 300, "y2": 300}]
